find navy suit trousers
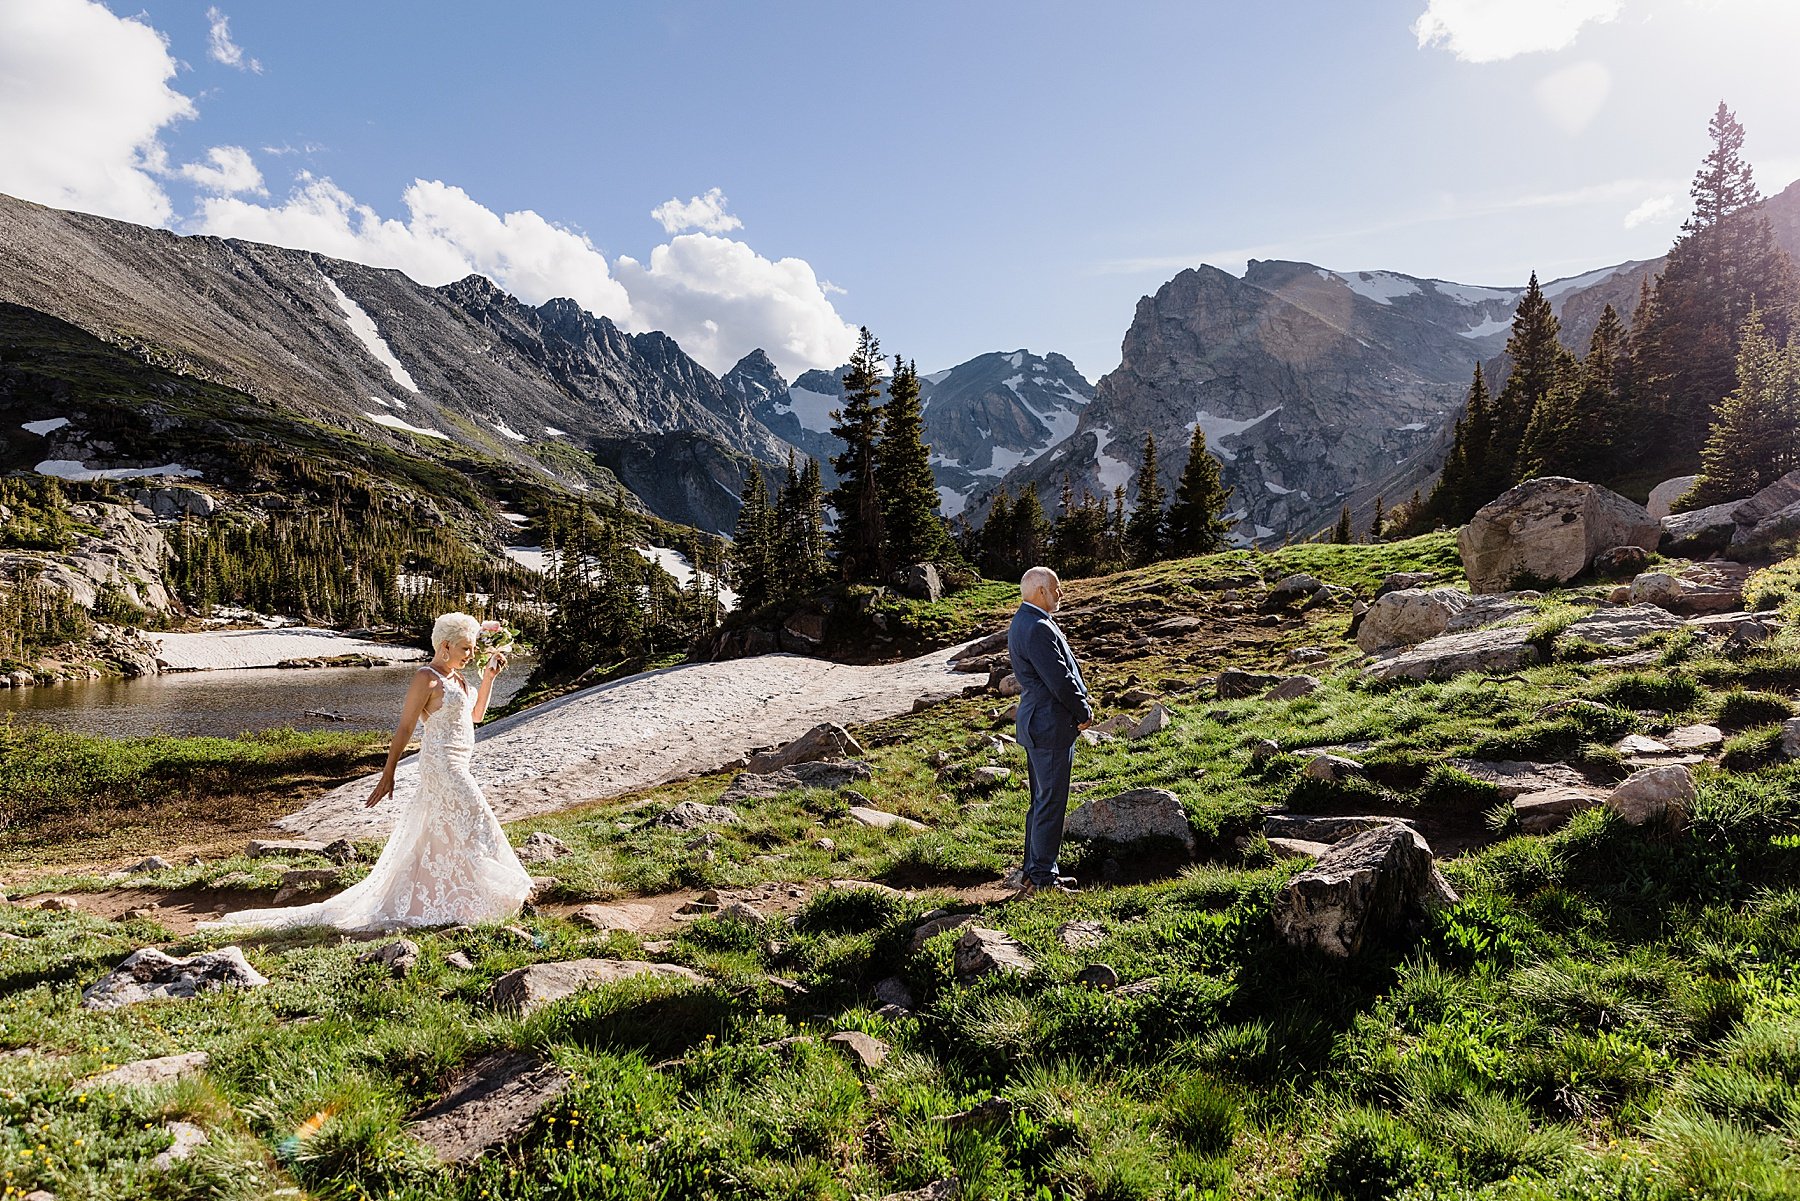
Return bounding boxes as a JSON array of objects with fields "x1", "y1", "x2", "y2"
[{"x1": 1022, "y1": 742, "x2": 1076, "y2": 885}]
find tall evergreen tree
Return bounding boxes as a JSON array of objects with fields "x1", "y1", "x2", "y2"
[
  {"x1": 1497, "y1": 273, "x2": 1577, "y2": 492},
  {"x1": 1687, "y1": 307, "x2": 1800, "y2": 505},
  {"x1": 1165, "y1": 426, "x2": 1233, "y2": 556},
  {"x1": 1427, "y1": 363, "x2": 1494, "y2": 524},
  {"x1": 874, "y1": 357, "x2": 950, "y2": 568},
  {"x1": 1124, "y1": 432, "x2": 1167, "y2": 566},
  {"x1": 1008, "y1": 483, "x2": 1052, "y2": 579},
  {"x1": 1368, "y1": 494, "x2": 1386, "y2": 543},
  {"x1": 1637, "y1": 103, "x2": 1798, "y2": 463},
  {"x1": 978, "y1": 487, "x2": 1014, "y2": 579},
  {"x1": 1332, "y1": 505, "x2": 1353, "y2": 544},
  {"x1": 732, "y1": 464, "x2": 774, "y2": 610},
  {"x1": 827, "y1": 327, "x2": 886, "y2": 581},
  {"x1": 1522, "y1": 304, "x2": 1631, "y2": 481},
  {"x1": 784, "y1": 456, "x2": 830, "y2": 597}
]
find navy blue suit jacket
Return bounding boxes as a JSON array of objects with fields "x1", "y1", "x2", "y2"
[{"x1": 1008, "y1": 603, "x2": 1092, "y2": 751}]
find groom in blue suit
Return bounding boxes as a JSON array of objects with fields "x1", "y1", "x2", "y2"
[{"x1": 1007, "y1": 566, "x2": 1092, "y2": 895}]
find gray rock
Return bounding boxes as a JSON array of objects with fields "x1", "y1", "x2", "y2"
[
  {"x1": 1563, "y1": 603, "x2": 1687, "y2": 647},
  {"x1": 656, "y1": 801, "x2": 742, "y2": 829},
  {"x1": 1659, "y1": 500, "x2": 1740, "y2": 557},
  {"x1": 272, "y1": 867, "x2": 339, "y2": 904},
  {"x1": 1686, "y1": 611, "x2": 1779, "y2": 648},
  {"x1": 971, "y1": 766, "x2": 1013, "y2": 787},
  {"x1": 484, "y1": 959, "x2": 705, "y2": 1015},
  {"x1": 1614, "y1": 733, "x2": 1673, "y2": 756},
  {"x1": 406, "y1": 1049, "x2": 571, "y2": 1165},
  {"x1": 1666, "y1": 724, "x2": 1724, "y2": 753},
  {"x1": 1731, "y1": 469, "x2": 1800, "y2": 527},
  {"x1": 720, "y1": 759, "x2": 873, "y2": 804},
  {"x1": 1250, "y1": 738, "x2": 1281, "y2": 764},
  {"x1": 82, "y1": 946, "x2": 269, "y2": 1011},
  {"x1": 1217, "y1": 668, "x2": 1283, "y2": 698},
  {"x1": 246, "y1": 839, "x2": 328, "y2": 858},
  {"x1": 825, "y1": 1030, "x2": 888, "y2": 1071},
  {"x1": 359, "y1": 939, "x2": 421, "y2": 978},
  {"x1": 1264, "y1": 813, "x2": 1411, "y2": 843},
  {"x1": 1447, "y1": 759, "x2": 1590, "y2": 798},
  {"x1": 151, "y1": 1120, "x2": 208, "y2": 1170},
  {"x1": 1606, "y1": 765, "x2": 1696, "y2": 828},
  {"x1": 1265, "y1": 675, "x2": 1319, "y2": 701},
  {"x1": 746, "y1": 723, "x2": 866, "y2": 774},
  {"x1": 719, "y1": 900, "x2": 767, "y2": 928},
  {"x1": 1129, "y1": 703, "x2": 1175, "y2": 739},
  {"x1": 323, "y1": 837, "x2": 359, "y2": 864},
  {"x1": 445, "y1": 951, "x2": 476, "y2": 971},
  {"x1": 81, "y1": 1050, "x2": 210, "y2": 1090},
  {"x1": 1647, "y1": 475, "x2": 1699, "y2": 520},
  {"x1": 1302, "y1": 753, "x2": 1363, "y2": 782},
  {"x1": 1783, "y1": 718, "x2": 1800, "y2": 758},
  {"x1": 873, "y1": 976, "x2": 914, "y2": 1009},
  {"x1": 909, "y1": 912, "x2": 979, "y2": 953},
  {"x1": 996, "y1": 673, "x2": 1022, "y2": 697},
  {"x1": 1064, "y1": 787, "x2": 1195, "y2": 853},
  {"x1": 896, "y1": 562, "x2": 944, "y2": 602},
  {"x1": 1075, "y1": 963, "x2": 1120, "y2": 989},
  {"x1": 1513, "y1": 786, "x2": 1606, "y2": 834},
  {"x1": 1459, "y1": 477, "x2": 1660, "y2": 593},
  {"x1": 1363, "y1": 625, "x2": 1540, "y2": 681},
  {"x1": 1266, "y1": 837, "x2": 1335, "y2": 859},
  {"x1": 1273, "y1": 825, "x2": 1459, "y2": 958},
  {"x1": 1057, "y1": 920, "x2": 1106, "y2": 949},
  {"x1": 1593, "y1": 545, "x2": 1651, "y2": 578},
  {"x1": 953, "y1": 927, "x2": 1035, "y2": 980},
  {"x1": 126, "y1": 855, "x2": 172, "y2": 873},
  {"x1": 514, "y1": 832, "x2": 571, "y2": 864},
  {"x1": 1375, "y1": 571, "x2": 1438, "y2": 598},
  {"x1": 1268, "y1": 574, "x2": 1323, "y2": 606},
  {"x1": 849, "y1": 806, "x2": 928, "y2": 831},
  {"x1": 1356, "y1": 587, "x2": 1470, "y2": 653}
]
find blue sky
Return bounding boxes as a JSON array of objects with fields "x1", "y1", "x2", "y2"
[{"x1": 3, "y1": 0, "x2": 1798, "y2": 381}]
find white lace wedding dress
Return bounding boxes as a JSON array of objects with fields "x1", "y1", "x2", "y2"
[{"x1": 200, "y1": 667, "x2": 534, "y2": 933}]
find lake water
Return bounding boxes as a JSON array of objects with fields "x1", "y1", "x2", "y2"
[{"x1": 0, "y1": 657, "x2": 537, "y2": 739}]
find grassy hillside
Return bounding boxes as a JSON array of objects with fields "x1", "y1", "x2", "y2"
[{"x1": 7, "y1": 533, "x2": 1800, "y2": 1199}]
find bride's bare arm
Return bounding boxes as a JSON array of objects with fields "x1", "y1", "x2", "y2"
[
  {"x1": 471, "y1": 652, "x2": 507, "y2": 722},
  {"x1": 365, "y1": 670, "x2": 437, "y2": 807}
]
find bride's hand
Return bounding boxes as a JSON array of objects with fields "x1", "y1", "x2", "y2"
[
  {"x1": 365, "y1": 776, "x2": 394, "y2": 808},
  {"x1": 483, "y1": 651, "x2": 507, "y2": 678}
]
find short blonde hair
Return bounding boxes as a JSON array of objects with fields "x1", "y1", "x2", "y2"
[{"x1": 431, "y1": 611, "x2": 481, "y2": 652}]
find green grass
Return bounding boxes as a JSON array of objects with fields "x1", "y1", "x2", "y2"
[{"x1": 12, "y1": 541, "x2": 1800, "y2": 1197}]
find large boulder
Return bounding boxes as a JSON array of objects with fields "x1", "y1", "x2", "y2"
[
  {"x1": 484, "y1": 959, "x2": 704, "y2": 1015},
  {"x1": 895, "y1": 563, "x2": 944, "y2": 602},
  {"x1": 1459, "y1": 477, "x2": 1660, "y2": 594},
  {"x1": 1563, "y1": 604, "x2": 1686, "y2": 647},
  {"x1": 1356, "y1": 588, "x2": 1467, "y2": 653},
  {"x1": 1063, "y1": 788, "x2": 1195, "y2": 853},
  {"x1": 1272, "y1": 825, "x2": 1459, "y2": 958},
  {"x1": 1647, "y1": 475, "x2": 1699, "y2": 520},
  {"x1": 1606, "y1": 765, "x2": 1696, "y2": 829},
  {"x1": 746, "y1": 723, "x2": 866, "y2": 774},
  {"x1": 82, "y1": 947, "x2": 269, "y2": 1011},
  {"x1": 406, "y1": 1049, "x2": 571, "y2": 1165},
  {"x1": 1659, "y1": 501, "x2": 1739, "y2": 558},
  {"x1": 1362, "y1": 625, "x2": 1539, "y2": 682}
]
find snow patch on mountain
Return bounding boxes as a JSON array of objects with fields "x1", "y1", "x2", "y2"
[
  {"x1": 37, "y1": 460, "x2": 201, "y2": 481},
  {"x1": 1091, "y1": 427, "x2": 1134, "y2": 492},
  {"x1": 364, "y1": 412, "x2": 449, "y2": 440},
  {"x1": 636, "y1": 545, "x2": 739, "y2": 610},
  {"x1": 937, "y1": 486, "x2": 964, "y2": 517},
  {"x1": 21, "y1": 417, "x2": 69, "y2": 435},
  {"x1": 323, "y1": 275, "x2": 419, "y2": 394},
  {"x1": 492, "y1": 419, "x2": 527, "y2": 442},
  {"x1": 776, "y1": 386, "x2": 840, "y2": 435},
  {"x1": 1336, "y1": 271, "x2": 1420, "y2": 306},
  {"x1": 1460, "y1": 315, "x2": 1512, "y2": 339},
  {"x1": 1191, "y1": 406, "x2": 1280, "y2": 461},
  {"x1": 1543, "y1": 264, "x2": 1626, "y2": 299},
  {"x1": 1431, "y1": 281, "x2": 1519, "y2": 305}
]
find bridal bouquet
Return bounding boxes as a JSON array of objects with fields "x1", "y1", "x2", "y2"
[{"x1": 472, "y1": 619, "x2": 516, "y2": 672}]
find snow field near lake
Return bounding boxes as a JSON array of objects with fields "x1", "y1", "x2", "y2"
[
  {"x1": 21, "y1": 417, "x2": 70, "y2": 435},
  {"x1": 35, "y1": 460, "x2": 202, "y2": 482},
  {"x1": 323, "y1": 274, "x2": 419, "y2": 393},
  {"x1": 152, "y1": 627, "x2": 428, "y2": 672}
]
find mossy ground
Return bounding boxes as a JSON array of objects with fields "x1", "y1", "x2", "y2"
[{"x1": 7, "y1": 534, "x2": 1800, "y2": 1199}]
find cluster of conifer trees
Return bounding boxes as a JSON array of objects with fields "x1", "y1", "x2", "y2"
[
  {"x1": 729, "y1": 453, "x2": 829, "y2": 612},
  {"x1": 963, "y1": 425, "x2": 1234, "y2": 581},
  {"x1": 1421, "y1": 103, "x2": 1797, "y2": 527}
]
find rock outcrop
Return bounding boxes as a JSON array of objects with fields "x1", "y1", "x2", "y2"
[
  {"x1": 82, "y1": 946, "x2": 269, "y2": 1010},
  {"x1": 1063, "y1": 788, "x2": 1196, "y2": 853},
  {"x1": 1273, "y1": 825, "x2": 1458, "y2": 958},
  {"x1": 1459, "y1": 478, "x2": 1661, "y2": 593}
]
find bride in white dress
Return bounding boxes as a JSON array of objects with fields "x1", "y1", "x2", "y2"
[{"x1": 201, "y1": 612, "x2": 534, "y2": 933}]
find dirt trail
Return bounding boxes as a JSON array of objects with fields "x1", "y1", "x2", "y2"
[{"x1": 275, "y1": 647, "x2": 977, "y2": 842}]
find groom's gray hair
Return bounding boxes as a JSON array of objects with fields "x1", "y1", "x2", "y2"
[
  {"x1": 1021, "y1": 566, "x2": 1058, "y2": 594},
  {"x1": 431, "y1": 611, "x2": 481, "y2": 652}
]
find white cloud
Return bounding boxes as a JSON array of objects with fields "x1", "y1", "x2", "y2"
[
  {"x1": 179, "y1": 145, "x2": 265, "y2": 195},
  {"x1": 0, "y1": 0, "x2": 194, "y2": 225},
  {"x1": 650, "y1": 187, "x2": 744, "y2": 234},
  {"x1": 1623, "y1": 194, "x2": 1679, "y2": 229},
  {"x1": 194, "y1": 176, "x2": 854, "y2": 376},
  {"x1": 1413, "y1": 0, "x2": 1623, "y2": 62},
  {"x1": 1534, "y1": 60, "x2": 1612, "y2": 136},
  {"x1": 205, "y1": 7, "x2": 261, "y2": 73}
]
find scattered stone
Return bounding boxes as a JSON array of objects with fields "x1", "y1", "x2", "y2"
[
  {"x1": 849, "y1": 806, "x2": 928, "y2": 831},
  {"x1": 1363, "y1": 625, "x2": 1540, "y2": 682},
  {"x1": 874, "y1": 976, "x2": 914, "y2": 1010},
  {"x1": 1267, "y1": 574, "x2": 1324, "y2": 606},
  {"x1": 1375, "y1": 571, "x2": 1438, "y2": 598},
  {"x1": 272, "y1": 867, "x2": 340, "y2": 904},
  {"x1": 1057, "y1": 920, "x2": 1106, "y2": 949},
  {"x1": 813, "y1": 837, "x2": 837, "y2": 852},
  {"x1": 1594, "y1": 545, "x2": 1651, "y2": 578},
  {"x1": 1447, "y1": 759, "x2": 1590, "y2": 799},
  {"x1": 719, "y1": 900, "x2": 768, "y2": 928},
  {"x1": 1459, "y1": 477, "x2": 1660, "y2": 593},
  {"x1": 1606, "y1": 765, "x2": 1696, "y2": 829},
  {"x1": 1614, "y1": 734, "x2": 1673, "y2": 756},
  {"x1": 954, "y1": 927, "x2": 1036, "y2": 980},
  {"x1": 1686, "y1": 611, "x2": 1779, "y2": 648},
  {"x1": 747, "y1": 723, "x2": 867, "y2": 774},
  {"x1": 82, "y1": 1050, "x2": 209, "y2": 1090},
  {"x1": 1783, "y1": 717, "x2": 1800, "y2": 758},
  {"x1": 825, "y1": 1030, "x2": 888, "y2": 1072},
  {"x1": 406, "y1": 1049, "x2": 571, "y2": 1165},
  {"x1": 246, "y1": 839, "x2": 328, "y2": 858},
  {"x1": 37, "y1": 896, "x2": 75, "y2": 911},
  {"x1": 152, "y1": 1121, "x2": 209, "y2": 1170},
  {"x1": 1129, "y1": 703, "x2": 1175, "y2": 739},
  {"x1": 572, "y1": 902, "x2": 658, "y2": 933},
  {"x1": 1302, "y1": 754, "x2": 1363, "y2": 783},
  {"x1": 322, "y1": 837, "x2": 359, "y2": 864},
  {"x1": 122, "y1": 908, "x2": 158, "y2": 921},
  {"x1": 1263, "y1": 814, "x2": 1409, "y2": 843},
  {"x1": 1265, "y1": 675, "x2": 1319, "y2": 701},
  {"x1": 1273, "y1": 825, "x2": 1459, "y2": 958},
  {"x1": 931, "y1": 1098, "x2": 1015, "y2": 1128},
  {"x1": 1250, "y1": 738, "x2": 1281, "y2": 765},
  {"x1": 1513, "y1": 787, "x2": 1607, "y2": 835},
  {"x1": 720, "y1": 759, "x2": 874, "y2": 804},
  {"x1": 656, "y1": 801, "x2": 742, "y2": 829},
  {"x1": 1534, "y1": 699, "x2": 1614, "y2": 721},
  {"x1": 485, "y1": 959, "x2": 704, "y2": 1015},
  {"x1": 1287, "y1": 646, "x2": 1329, "y2": 663},
  {"x1": 359, "y1": 939, "x2": 420, "y2": 978},
  {"x1": 126, "y1": 855, "x2": 171, "y2": 873},
  {"x1": 1217, "y1": 668, "x2": 1283, "y2": 699},
  {"x1": 909, "y1": 913, "x2": 979, "y2": 953},
  {"x1": 514, "y1": 832, "x2": 571, "y2": 864},
  {"x1": 971, "y1": 766, "x2": 1013, "y2": 788},
  {"x1": 445, "y1": 951, "x2": 476, "y2": 971},
  {"x1": 1064, "y1": 787, "x2": 1195, "y2": 853},
  {"x1": 876, "y1": 1179, "x2": 960, "y2": 1201},
  {"x1": 1659, "y1": 500, "x2": 1740, "y2": 558},
  {"x1": 1266, "y1": 837, "x2": 1334, "y2": 859},
  {"x1": 1666, "y1": 724, "x2": 1724, "y2": 753},
  {"x1": 1090, "y1": 713, "x2": 1134, "y2": 736},
  {"x1": 1065, "y1": 961, "x2": 1118, "y2": 990},
  {"x1": 82, "y1": 946, "x2": 269, "y2": 1011},
  {"x1": 996, "y1": 674, "x2": 1022, "y2": 697}
]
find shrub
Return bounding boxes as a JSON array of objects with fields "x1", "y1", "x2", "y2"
[
  {"x1": 1590, "y1": 671, "x2": 1703, "y2": 713},
  {"x1": 1713, "y1": 688, "x2": 1794, "y2": 728},
  {"x1": 1163, "y1": 1073, "x2": 1243, "y2": 1155}
]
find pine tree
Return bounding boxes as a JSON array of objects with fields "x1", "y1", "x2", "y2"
[
  {"x1": 978, "y1": 487, "x2": 1013, "y2": 579},
  {"x1": 1165, "y1": 426, "x2": 1233, "y2": 556},
  {"x1": 1426, "y1": 363, "x2": 1494, "y2": 524},
  {"x1": 1124, "y1": 432, "x2": 1167, "y2": 566},
  {"x1": 1687, "y1": 306, "x2": 1800, "y2": 505},
  {"x1": 1008, "y1": 483, "x2": 1052, "y2": 579},
  {"x1": 732, "y1": 465, "x2": 774, "y2": 611},
  {"x1": 781, "y1": 456, "x2": 830, "y2": 598},
  {"x1": 1524, "y1": 305, "x2": 1631, "y2": 481},
  {"x1": 1332, "y1": 505, "x2": 1353, "y2": 544},
  {"x1": 874, "y1": 357, "x2": 949, "y2": 568},
  {"x1": 1636, "y1": 103, "x2": 1798, "y2": 464},
  {"x1": 1498, "y1": 273, "x2": 1578, "y2": 492},
  {"x1": 1368, "y1": 494, "x2": 1385, "y2": 543},
  {"x1": 828, "y1": 327, "x2": 886, "y2": 582}
]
